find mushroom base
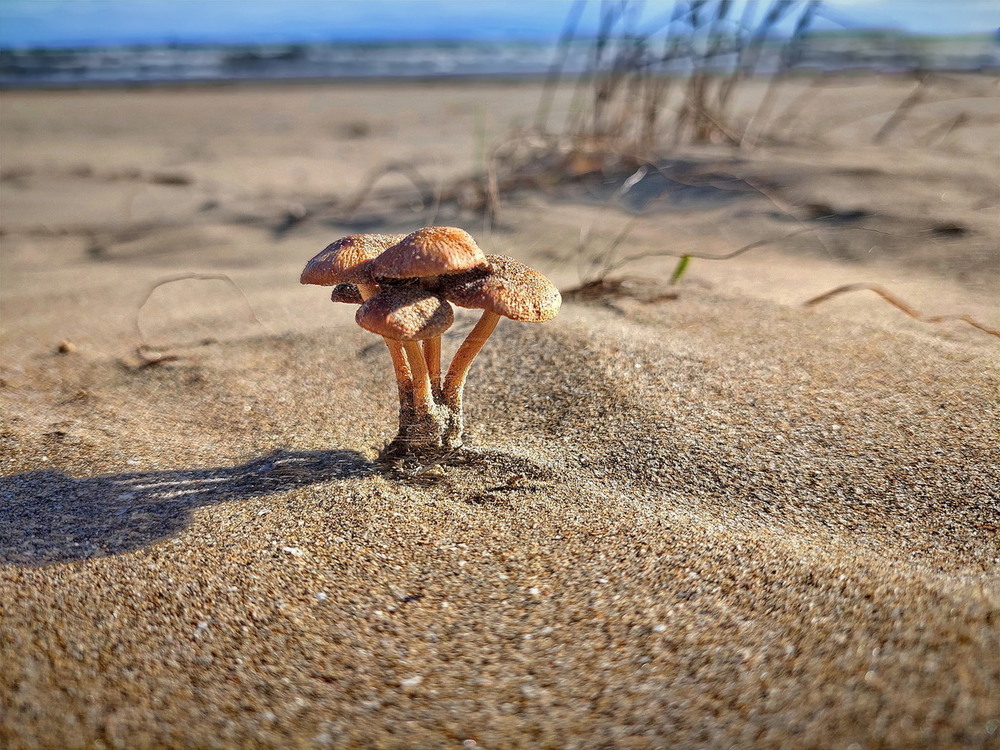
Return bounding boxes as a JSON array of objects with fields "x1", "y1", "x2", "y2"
[{"x1": 379, "y1": 401, "x2": 465, "y2": 463}]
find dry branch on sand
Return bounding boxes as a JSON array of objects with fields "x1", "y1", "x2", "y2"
[
  {"x1": 301, "y1": 228, "x2": 561, "y2": 462},
  {"x1": 127, "y1": 273, "x2": 263, "y2": 368},
  {"x1": 804, "y1": 283, "x2": 1000, "y2": 339}
]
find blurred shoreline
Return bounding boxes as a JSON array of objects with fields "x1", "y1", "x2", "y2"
[{"x1": 2, "y1": 32, "x2": 998, "y2": 89}]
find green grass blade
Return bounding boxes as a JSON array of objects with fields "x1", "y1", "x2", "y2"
[{"x1": 669, "y1": 254, "x2": 692, "y2": 285}]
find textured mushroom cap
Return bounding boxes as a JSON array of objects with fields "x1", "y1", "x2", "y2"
[
  {"x1": 331, "y1": 283, "x2": 363, "y2": 305},
  {"x1": 300, "y1": 234, "x2": 406, "y2": 286},
  {"x1": 356, "y1": 285, "x2": 454, "y2": 341},
  {"x1": 436, "y1": 254, "x2": 561, "y2": 322},
  {"x1": 367, "y1": 226, "x2": 487, "y2": 279}
]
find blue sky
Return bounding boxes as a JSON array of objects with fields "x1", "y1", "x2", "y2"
[{"x1": 0, "y1": 1, "x2": 996, "y2": 48}]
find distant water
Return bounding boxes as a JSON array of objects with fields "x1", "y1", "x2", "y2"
[
  {"x1": 1, "y1": 35, "x2": 996, "y2": 89},
  {"x1": 0, "y1": 40, "x2": 571, "y2": 88}
]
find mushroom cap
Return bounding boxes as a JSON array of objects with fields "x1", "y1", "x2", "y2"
[
  {"x1": 436, "y1": 254, "x2": 561, "y2": 322},
  {"x1": 331, "y1": 283, "x2": 363, "y2": 305},
  {"x1": 367, "y1": 226, "x2": 488, "y2": 280},
  {"x1": 300, "y1": 233, "x2": 406, "y2": 286},
  {"x1": 356, "y1": 285, "x2": 454, "y2": 341}
]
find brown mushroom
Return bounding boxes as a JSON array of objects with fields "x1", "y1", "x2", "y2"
[
  {"x1": 301, "y1": 233, "x2": 407, "y2": 289},
  {"x1": 438, "y1": 254, "x2": 561, "y2": 417},
  {"x1": 303, "y1": 229, "x2": 560, "y2": 461},
  {"x1": 368, "y1": 226, "x2": 488, "y2": 280},
  {"x1": 301, "y1": 233, "x2": 412, "y2": 418},
  {"x1": 356, "y1": 285, "x2": 454, "y2": 341},
  {"x1": 356, "y1": 285, "x2": 454, "y2": 419},
  {"x1": 369, "y1": 227, "x2": 488, "y2": 400}
]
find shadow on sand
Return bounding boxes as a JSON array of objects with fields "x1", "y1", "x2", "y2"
[{"x1": 0, "y1": 449, "x2": 372, "y2": 566}]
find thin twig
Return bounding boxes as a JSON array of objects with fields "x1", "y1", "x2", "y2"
[
  {"x1": 341, "y1": 161, "x2": 436, "y2": 221},
  {"x1": 586, "y1": 217, "x2": 641, "y2": 282},
  {"x1": 804, "y1": 283, "x2": 1000, "y2": 339},
  {"x1": 918, "y1": 111, "x2": 970, "y2": 148},
  {"x1": 601, "y1": 224, "x2": 819, "y2": 276},
  {"x1": 873, "y1": 74, "x2": 930, "y2": 144},
  {"x1": 768, "y1": 74, "x2": 832, "y2": 140},
  {"x1": 134, "y1": 273, "x2": 262, "y2": 351}
]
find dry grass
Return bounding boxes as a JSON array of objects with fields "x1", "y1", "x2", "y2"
[{"x1": 804, "y1": 283, "x2": 1000, "y2": 338}]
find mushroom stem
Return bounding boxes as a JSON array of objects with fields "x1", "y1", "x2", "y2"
[
  {"x1": 358, "y1": 282, "x2": 413, "y2": 412},
  {"x1": 402, "y1": 340, "x2": 435, "y2": 414},
  {"x1": 443, "y1": 310, "x2": 501, "y2": 411},
  {"x1": 423, "y1": 336, "x2": 443, "y2": 401},
  {"x1": 386, "y1": 340, "x2": 414, "y2": 412}
]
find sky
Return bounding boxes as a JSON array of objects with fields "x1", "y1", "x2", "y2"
[{"x1": 0, "y1": 0, "x2": 996, "y2": 49}]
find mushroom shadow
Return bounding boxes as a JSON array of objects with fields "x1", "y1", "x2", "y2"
[{"x1": 0, "y1": 449, "x2": 373, "y2": 566}]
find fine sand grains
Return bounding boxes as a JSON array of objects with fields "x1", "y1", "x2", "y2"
[{"x1": 2, "y1": 298, "x2": 997, "y2": 749}]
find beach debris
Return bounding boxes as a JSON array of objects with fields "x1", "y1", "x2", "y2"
[
  {"x1": 804, "y1": 283, "x2": 1000, "y2": 339},
  {"x1": 130, "y1": 272, "x2": 263, "y2": 365},
  {"x1": 301, "y1": 227, "x2": 561, "y2": 461},
  {"x1": 399, "y1": 675, "x2": 423, "y2": 689},
  {"x1": 147, "y1": 170, "x2": 193, "y2": 186},
  {"x1": 341, "y1": 161, "x2": 438, "y2": 222},
  {"x1": 560, "y1": 276, "x2": 679, "y2": 306},
  {"x1": 127, "y1": 345, "x2": 183, "y2": 370}
]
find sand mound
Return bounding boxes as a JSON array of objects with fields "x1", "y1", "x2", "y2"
[{"x1": 3, "y1": 291, "x2": 997, "y2": 748}]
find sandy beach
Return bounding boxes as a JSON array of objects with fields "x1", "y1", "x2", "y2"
[{"x1": 1, "y1": 77, "x2": 998, "y2": 748}]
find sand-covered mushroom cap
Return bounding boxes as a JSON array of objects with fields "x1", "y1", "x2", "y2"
[
  {"x1": 438, "y1": 254, "x2": 561, "y2": 322},
  {"x1": 301, "y1": 233, "x2": 406, "y2": 286},
  {"x1": 356, "y1": 285, "x2": 454, "y2": 341},
  {"x1": 367, "y1": 227, "x2": 488, "y2": 280}
]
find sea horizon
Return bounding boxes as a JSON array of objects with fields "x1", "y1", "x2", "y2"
[{"x1": 1, "y1": 30, "x2": 997, "y2": 90}]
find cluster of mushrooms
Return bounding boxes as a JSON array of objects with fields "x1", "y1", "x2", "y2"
[{"x1": 301, "y1": 227, "x2": 561, "y2": 459}]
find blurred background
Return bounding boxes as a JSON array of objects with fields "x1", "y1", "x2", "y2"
[
  {"x1": 1, "y1": 1, "x2": 997, "y2": 86},
  {"x1": 1, "y1": 1, "x2": 997, "y2": 356}
]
